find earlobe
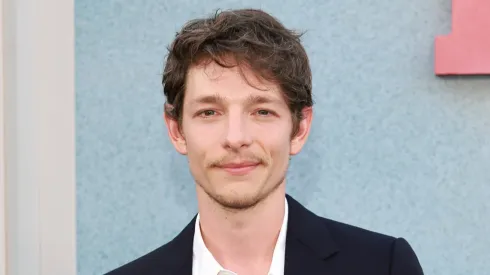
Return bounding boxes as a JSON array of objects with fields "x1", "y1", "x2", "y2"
[
  {"x1": 290, "y1": 107, "x2": 313, "y2": 156},
  {"x1": 163, "y1": 111, "x2": 188, "y2": 155}
]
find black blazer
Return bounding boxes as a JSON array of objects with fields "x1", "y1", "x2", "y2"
[{"x1": 106, "y1": 195, "x2": 424, "y2": 275}]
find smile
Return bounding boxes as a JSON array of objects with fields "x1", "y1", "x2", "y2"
[{"x1": 216, "y1": 162, "x2": 260, "y2": 176}]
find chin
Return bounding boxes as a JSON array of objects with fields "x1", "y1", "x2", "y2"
[
  {"x1": 213, "y1": 193, "x2": 263, "y2": 210},
  {"x1": 197, "y1": 173, "x2": 285, "y2": 210},
  {"x1": 211, "y1": 184, "x2": 265, "y2": 210}
]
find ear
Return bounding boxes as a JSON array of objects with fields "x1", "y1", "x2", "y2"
[
  {"x1": 163, "y1": 105, "x2": 187, "y2": 155},
  {"x1": 290, "y1": 107, "x2": 313, "y2": 156}
]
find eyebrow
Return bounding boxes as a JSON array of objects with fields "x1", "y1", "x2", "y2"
[
  {"x1": 191, "y1": 94, "x2": 226, "y2": 105},
  {"x1": 245, "y1": 94, "x2": 281, "y2": 105}
]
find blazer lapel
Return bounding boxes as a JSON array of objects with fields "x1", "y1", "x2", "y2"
[
  {"x1": 164, "y1": 216, "x2": 196, "y2": 275},
  {"x1": 284, "y1": 195, "x2": 340, "y2": 275}
]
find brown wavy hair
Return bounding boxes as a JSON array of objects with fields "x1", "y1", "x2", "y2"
[{"x1": 162, "y1": 8, "x2": 313, "y2": 136}]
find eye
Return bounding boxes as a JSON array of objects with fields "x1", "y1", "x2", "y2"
[
  {"x1": 198, "y1": 110, "x2": 217, "y2": 117},
  {"x1": 256, "y1": 109, "x2": 272, "y2": 116}
]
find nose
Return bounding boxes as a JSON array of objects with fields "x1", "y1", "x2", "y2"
[{"x1": 223, "y1": 112, "x2": 252, "y2": 150}]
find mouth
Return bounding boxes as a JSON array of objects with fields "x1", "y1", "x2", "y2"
[{"x1": 216, "y1": 161, "x2": 260, "y2": 176}]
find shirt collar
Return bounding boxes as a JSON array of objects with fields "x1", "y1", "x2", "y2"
[{"x1": 192, "y1": 198, "x2": 289, "y2": 275}]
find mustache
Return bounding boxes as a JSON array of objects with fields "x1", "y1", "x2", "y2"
[{"x1": 207, "y1": 153, "x2": 268, "y2": 168}]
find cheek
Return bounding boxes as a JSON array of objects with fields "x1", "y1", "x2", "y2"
[
  {"x1": 254, "y1": 118, "x2": 291, "y2": 141},
  {"x1": 183, "y1": 123, "x2": 221, "y2": 160},
  {"x1": 254, "y1": 125, "x2": 291, "y2": 159}
]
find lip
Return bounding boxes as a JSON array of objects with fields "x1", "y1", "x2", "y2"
[{"x1": 217, "y1": 162, "x2": 259, "y2": 176}]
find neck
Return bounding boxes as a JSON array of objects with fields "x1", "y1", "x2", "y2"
[{"x1": 196, "y1": 183, "x2": 286, "y2": 273}]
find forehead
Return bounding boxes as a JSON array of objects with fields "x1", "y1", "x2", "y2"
[{"x1": 185, "y1": 61, "x2": 284, "y2": 102}]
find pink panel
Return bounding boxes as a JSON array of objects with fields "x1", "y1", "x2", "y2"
[{"x1": 435, "y1": 0, "x2": 490, "y2": 75}]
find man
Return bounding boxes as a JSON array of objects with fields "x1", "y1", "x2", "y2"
[{"x1": 107, "y1": 8, "x2": 424, "y2": 275}]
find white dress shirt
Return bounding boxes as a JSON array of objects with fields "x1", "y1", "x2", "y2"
[{"x1": 192, "y1": 199, "x2": 289, "y2": 275}]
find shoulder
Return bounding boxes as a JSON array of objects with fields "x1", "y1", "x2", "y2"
[
  {"x1": 104, "y1": 241, "x2": 174, "y2": 275},
  {"x1": 319, "y1": 216, "x2": 424, "y2": 274},
  {"x1": 321, "y1": 216, "x2": 396, "y2": 247},
  {"x1": 104, "y1": 217, "x2": 196, "y2": 275}
]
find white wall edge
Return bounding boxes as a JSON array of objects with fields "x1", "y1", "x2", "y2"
[
  {"x1": 2, "y1": 0, "x2": 77, "y2": 274},
  {"x1": 0, "y1": 0, "x2": 8, "y2": 273}
]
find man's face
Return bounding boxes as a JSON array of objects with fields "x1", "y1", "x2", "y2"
[{"x1": 165, "y1": 60, "x2": 312, "y2": 209}]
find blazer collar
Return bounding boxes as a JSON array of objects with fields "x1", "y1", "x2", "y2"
[
  {"x1": 284, "y1": 194, "x2": 339, "y2": 274},
  {"x1": 166, "y1": 194, "x2": 339, "y2": 275},
  {"x1": 162, "y1": 216, "x2": 195, "y2": 275}
]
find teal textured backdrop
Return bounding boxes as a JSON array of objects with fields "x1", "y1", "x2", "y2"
[{"x1": 76, "y1": 1, "x2": 490, "y2": 274}]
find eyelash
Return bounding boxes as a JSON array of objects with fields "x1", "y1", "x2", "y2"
[
  {"x1": 255, "y1": 109, "x2": 273, "y2": 116},
  {"x1": 198, "y1": 110, "x2": 217, "y2": 117}
]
